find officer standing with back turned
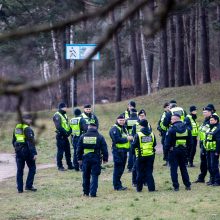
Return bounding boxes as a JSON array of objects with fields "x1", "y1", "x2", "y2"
[{"x1": 12, "y1": 114, "x2": 37, "y2": 193}]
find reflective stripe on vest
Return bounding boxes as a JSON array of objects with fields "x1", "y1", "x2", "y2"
[
  {"x1": 159, "y1": 112, "x2": 168, "y2": 131},
  {"x1": 170, "y1": 107, "x2": 185, "y2": 121},
  {"x1": 83, "y1": 136, "x2": 97, "y2": 154},
  {"x1": 199, "y1": 123, "x2": 210, "y2": 141},
  {"x1": 54, "y1": 112, "x2": 71, "y2": 132},
  {"x1": 186, "y1": 114, "x2": 199, "y2": 136},
  {"x1": 175, "y1": 130, "x2": 188, "y2": 147},
  {"x1": 14, "y1": 124, "x2": 29, "y2": 143},
  {"x1": 136, "y1": 132, "x2": 154, "y2": 156},
  {"x1": 125, "y1": 111, "x2": 129, "y2": 119},
  {"x1": 114, "y1": 124, "x2": 130, "y2": 149},
  {"x1": 81, "y1": 113, "x2": 90, "y2": 124},
  {"x1": 70, "y1": 117, "x2": 81, "y2": 136},
  {"x1": 127, "y1": 119, "x2": 138, "y2": 134},
  {"x1": 135, "y1": 122, "x2": 142, "y2": 133},
  {"x1": 204, "y1": 126, "x2": 218, "y2": 151}
]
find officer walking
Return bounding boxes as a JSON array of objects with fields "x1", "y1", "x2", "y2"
[
  {"x1": 194, "y1": 107, "x2": 212, "y2": 183},
  {"x1": 204, "y1": 115, "x2": 220, "y2": 186},
  {"x1": 77, "y1": 121, "x2": 108, "y2": 197},
  {"x1": 81, "y1": 104, "x2": 99, "y2": 131},
  {"x1": 184, "y1": 106, "x2": 199, "y2": 167},
  {"x1": 157, "y1": 102, "x2": 170, "y2": 166},
  {"x1": 109, "y1": 114, "x2": 133, "y2": 190},
  {"x1": 53, "y1": 103, "x2": 74, "y2": 171},
  {"x1": 12, "y1": 114, "x2": 37, "y2": 193},
  {"x1": 132, "y1": 119, "x2": 157, "y2": 192},
  {"x1": 165, "y1": 114, "x2": 192, "y2": 191},
  {"x1": 70, "y1": 108, "x2": 86, "y2": 171}
]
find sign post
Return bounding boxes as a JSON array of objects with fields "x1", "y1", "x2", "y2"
[{"x1": 66, "y1": 44, "x2": 100, "y2": 113}]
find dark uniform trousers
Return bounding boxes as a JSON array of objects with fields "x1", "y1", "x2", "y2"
[
  {"x1": 169, "y1": 148, "x2": 191, "y2": 189},
  {"x1": 136, "y1": 155, "x2": 155, "y2": 192},
  {"x1": 82, "y1": 154, "x2": 101, "y2": 196},
  {"x1": 188, "y1": 136, "x2": 197, "y2": 164},
  {"x1": 16, "y1": 148, "x2": 36, "y2": 192},
  {"x1": 197, "y1": 142, "x2": 208, "y2": 181},
  {"x1": 113, "y1": 149, "x2": 127, "y2": 190},
  {"x1": 132, "y1": 155, "x2": 137, "y2": 185},
  {"x1": 127, "y1": 142, "x2": 133, "y2": 171},
  {"x1": 56, "y1": 135, "x2": 72, "y2": 168},
  {"x1": 206, "y1": 151, "x2": 220, "y2": 184},
  {"x1": 72, "y1": 136, "x2": 80, "y2": 170},
  {"x1": 161, "y1": 131, "x2": 168, "y2": 161}
]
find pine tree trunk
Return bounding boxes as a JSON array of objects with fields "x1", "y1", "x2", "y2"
[
  {"x1": 111, "y1": 10, "x2": 122, "y2": 102},
  {"x1": 200, "y1": 4, "x2": 211, "y2": 83},
  {"x1": 217, "y1": 4, "x2": 220, "y2": 68},
  {"x1": 169, "y1": 16, "x2": 175, "y2": 87}
]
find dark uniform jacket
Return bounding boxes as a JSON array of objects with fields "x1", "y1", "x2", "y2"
[
  {"x1": 12, "y1": 125, "x2": 37, "y2": 158},
  {"x1": 53, "y1": 109, "x2": 72, "y2": 138},
  {"x1": 164, "y1": 121, "x2": 192, "y2": 153},
  {"x1": 207, "y1": 123, "x2": 220, "y2": 154},
  {"x1": 82, "y1": 112, "x2": 99, "y2": 131},
  {"x1": 77, "y1": 128, "x2": 108, "y2": 162}
]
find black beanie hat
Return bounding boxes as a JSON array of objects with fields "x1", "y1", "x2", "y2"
[
  {"x1": 74, "y1": 108, "x2": 81, "y2": 116},
  {"x1": 84, "y1": 104, "x2": 91, "y2": 108},
  {"x1": 138, "y1": 109, "x2": 146, "y2": 116},
  {"x1": 139, "y1": 119, "x2": 149, "y2": 127},
  {"x1": 128, "y1": 101, "x2": 136, "y2": 108},
  {"x1": 210, "y1": 114, "x2": 219, "y2": 123},
  {"x1": 58, "y1": 102, "x2": 67, "y2": 109},
  {"x1": 22, "y1": 114, "x2": 32, "y2": 120},
  {"x1": 203, "y1": 106, "x2": 212, "y2": 112},
  {"x1": 206, "y1": 104, "x2": 216, "y2": 112},
  {"x1": 170, "y1": 100, "x2": 177, "y2": 104},
  {"x1": 189, "y1": 106, "x2": 197, "y2": 112},
  {"x1": 117, "y1": 114, "x2": 125, "y2": 119}
]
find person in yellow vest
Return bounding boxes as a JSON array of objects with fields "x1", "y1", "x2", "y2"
[
  {"x1": 204, "y1": 115, "x2": 220, "y2": 186},
  {"x1": 131, "y1": 119, "x2": 157, "y2": 192},
  {"x1": 165, "y1": 114, "x2": 192, "y2": 191},
  {"x1": 70, "y1": 108, "x2": 86, "y2": 171},
  {"x1": 109, "y1": 114, "x2": 133, "y2": 190},
  {"x1": 123, "y1": 100, "x2": 136, "y2": 120},
  {"x1": 184, "y1": 106, "x2": 199, "y2": 167},
  {"x1": 12, "y1": 114, "x2": 37, "y2": 193},
  {"x1": 81, "y1": 104, "x2": 99, "y2": 131},
  {"x1": 53, "y1": 103, "x2": 73, "y2": 171},
  {"x1": 157, "y1": 102, "x2": 170, "y2": 166}
]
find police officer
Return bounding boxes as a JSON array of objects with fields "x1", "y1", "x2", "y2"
[
  {"x1": 204, "y1": 115, "x2": 220, "y2": 186},
  {"x1": 165, "y1": 114, "x2": 192, "y2": 191},
  {"x1": 125, "y1": 108, "x2": 138, "y2": 172},
  {"x1": 53, "y1": 103, "x2": 74, "y2": 171},
  {"x1": 12, "y1": 114, "x2": 37, "y2": 193},
  {"x1": 81, "y1": 104, "x2": 99, "y2": 131},
  {"x1": 157, "y1": 102, "x2": 170, "y2": 166},
  {"x1": 123, "y1": 100, "x2": 136, "y2": 119},
  {"x1": 132, "y1": 119, "x2": 157, "y2": 192},
  {"x1": 206, "y1": 104, "x2": 218, "y2": 116},
  {"x1": 70, "y1": 108, "x2": 86, "y2": 171},
  {"x1": 194, "y1": 107, "x2": 212, "y2": 183},
  {"x1": 184, "y1": 106, "x2": 199, "y2": 167},
  {"x1": 77, "y1": 121, "x2": 108, "y2": 197},
  {"x1": 109, "y1": 114, "x2": 133, "y2": 190}
]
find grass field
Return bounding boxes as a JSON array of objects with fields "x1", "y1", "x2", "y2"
[{"x1": 0, "y1": 82, "x2": 220, "y2": 219}]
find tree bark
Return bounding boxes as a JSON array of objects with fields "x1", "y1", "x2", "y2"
[
  {"x1": 169, "y1": 16, "x2": 175, "y2": 87},
  {"x1": 200, "y1": 4, "x2": 211, "y2": 83},
  {"x1": 111, "y1": 10, "x2": 122, "y2": 102},
  {"x1": 217, "y1": 4, "x2": 220, "y2": 68}
]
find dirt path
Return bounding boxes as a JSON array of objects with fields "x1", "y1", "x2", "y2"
[{"x1": 0, "y1": 153, "x2": 55, "y2": 182}]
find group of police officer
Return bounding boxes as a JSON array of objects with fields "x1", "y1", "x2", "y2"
[{"x1": 12, "y1": 99, "x2": 220, "y2": 195}]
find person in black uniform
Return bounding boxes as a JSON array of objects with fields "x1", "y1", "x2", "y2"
[
  {"x1": 109, "y1": 114, "x2": 133, "y2": 191},
  {"x1": 132, "y1": 119, "x2": 157, "y2": 192},
  {"x1": 53, "y1": 103, "x2": 74, "y2": 171},
  {"x1": 12, "y1": 114, "x2": 37, "y2": 193},
  {"x1": 70, "y1": 108, "x2": 86, "y2": 171},
  {"x1": 81, "y1": 104, "x2": 99, "y2": 131},
  {"x1": 77, "y1": 121, "x2": 108, "y2": 197},
  {"x1": 165, "y1": 114, "x2": 192, "y2": 191}
]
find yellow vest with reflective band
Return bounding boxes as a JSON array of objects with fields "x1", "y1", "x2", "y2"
[
  {"x1": 135, "y1": 122, "x2": 142, "y2": 133},
  {"x1": 14, "y1": 124, "x2": 29, "y2": 143},
  {"x1": 114, "y1": 124, "x2": 130, "y2": 149},
  {"x1": 170, "y1": 107, "x2": 185, "y2": 121},
  {"x1": 213, "y1": 112, "x2": 219, "y2": 117},
  {"x1": 159, "y1": 112, "x2": 168, "y2": 131},
  {"x1": 55, "y1": 112, "x2": 71, "y2": 132},
  {"x1": 83, "y1": 136, "x2": 97, "y2": 154},
  {"x1": 81, "y1": 113, "x2": 90, "y2": 124},
  {"x1": 175, "y1": 130, "x2": 188, "y2": 147},
  {"x1": 127, "y1": 119, "x2": 138, "y2": 134},
  {"x1": 70, "y1": 117, "x2": 81, "y2": 136},
  {"x1": 125, "y1": 110, "x2": 129, "y2": 119},
  {"x1": 186, "y1": 114, "x2": 199, "y2": 136},
  {"x1": 198, "y1": 123, "x2": 210, "y2": 141},
  {"x1": 136, "y1": 132, "x2": 154, "y2": 156},
  {"x1": 204, "y1": 126, "x2": 218, "y2": 151}
]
